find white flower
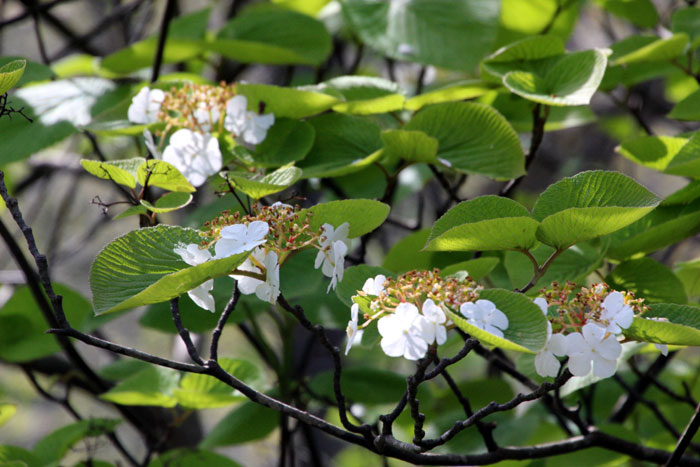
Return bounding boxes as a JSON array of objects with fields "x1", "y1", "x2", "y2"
[
  {"x1": 459, "y1": 299, "x2": 509, "y2": 338},
  {"x1": 378, "y1": 303, "x2": 433, "y2": 360},
  {"x1": 533, "y1": 297, "x2": 548, "y2": 315},
  {"x1": 173, "y1": 244, "x2": 215, "y2": 312},
  {"x1": 215, "y1": 221, "x2": 269, "y2": 259},
  {"x1": 599, "y1": 291, "x2": 634, "y2": 335},
  {"x1": 327, "y1": 240, "x2": 347, "y2": 292},
  {"x1": 421, "y1": 299, "x2": 447, "y2": 345},
  {"x1": 345, "y1": 303, "x2": 363, "y2": 355},
  {"x1": 162, "y1": 129, "x2": 222, "y2": 187},
  {"x1": 224, "y1": 95, "x2": 275, "y2": 145},
  {"x1": 143, "y1": 129, "x2": 161, "y2": 159},
  {"x1": 193, "y1": 103, "x2": 221, "y2": 133},
  {"x1": 565, "y1": 323, "x2": 622, "y2": 378},
  {"x1": 534, "y1": 323, "x2": 567, "y2": 378},
  {"x1": 362, "y1": 274, "x2": 386, "y2": 296},
  {"x1": 128, "y1": 87, "x2": 165, "y2": 124},
  {"x1": 654, "y1": 343, "x2": 669, "y2": 356},
  {"x1": 231, "y1": 248, "x2": 265, "y2": 295},
  {"x1": 231, "y1": 248, "x2": 280, "y2": 304},
  {"x1": 397, "y1": 43, "x2": 415, "y2": 55}
]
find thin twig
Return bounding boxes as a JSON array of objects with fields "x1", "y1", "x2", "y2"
[
  {"x1": 666, "y1": 401, "x2": 700, "y2": 466},
  {"x1": 150, "y1": 0, "x2": 176, "y2": 83},
  {"x1": 210, "y1": 285, "x2": 241, "y2": 361},
  {"x1": 170, "y1": 298, "x2": 205, "y2": 365}
]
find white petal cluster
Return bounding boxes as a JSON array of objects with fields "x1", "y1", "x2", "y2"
[
  {"x1": 314, "y1": 222, "x2": 350, "y2": 292},
  {"x1": 599, "y1": 291, "x2": 634, "y2": 335},
  {"x1": 535, "y1": 323, "x2": 568, "y2": 378},
  {"x1": 362, "y1": 274, "x2": 386, "y2": 296},
  {"x1": 230, "y1": 247, "x2": 280, "y2": 304},
  {"x1": 128, "y1": 87, "x2": 165, "y2": 124},
  {"x1": 224, "y1": 95, "x2": 275, "y2": 145},
  {"x1": 377, "y1": 302, "x2": 434, "y2": 360},
  {"x1": 173, "y1": 244, "x2": 215, "y2": 313},
  {"x1": 345, "y1": 303, "x2": 363, "y2": 355},
  {"x1": 215, "y1": 221, "x2": 270, "y2": 258},
  {"x1": 162, "y1": 129, "x2": 222, "y2": 187},
  {"x1": 566, "y1": 323, "x2": 622, "y2": 378},
  {"x1": 459, "y1": 299, "x2": 509, "y2": 338}
]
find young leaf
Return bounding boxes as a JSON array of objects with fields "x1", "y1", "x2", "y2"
[
  {"x1": 137, "y1": 160, "x2": 196, "y2": 193},
  {"x1": 406, "y1": 102, "x2": 525, "y2": 180},
  {"x1": 624, "y1": 303, "x2": 700, "y2": 346},
  {"x1": 0, "y1": 59, "x2": 26, "y2": 94},
  {"x1": 81, "y1": 158, "x2": 145, "y2": 189},
  {"x1": 174, "y1": 359, "x2": 261, "y2": 409},
  {"x1": 532, "y1": 171, "x2": 660, "y2": 248},
  {"x1": 33, "y1": 419, "x2": 121, "y2": 466},
  {"x1": 296, "y1": 199, "x2": 390, "y2": 238},
  {"x1": 606, "y1": 258, "x2": 687, "y2": 304},
  {"x1": 199, "y1": 399, "x2": 278, "y2": 447},
  {"x1": 140, "y1": 192, "x2": 193, "y2": 213},
  {"x1": 225, "y1": 166, "x2": 302, "y2": 199},
  {"x1": 425, "y1": 196, "x2": 539, "y2": 252},
  {"x1": 447, "y1": 288, "x2": 548, "y2": 353},
  {"x1": 100, "y1": 367, "x2": 180, "y2": 407},
  {"x1": 90, "y1": 225, "x2": 250, "y2": 314},
  {"x1": 208, "y1": 4, "x2": 331, "y2": 66},
  {"x1": 236, "y1": 83, "x2": 339, "y2": 119}
]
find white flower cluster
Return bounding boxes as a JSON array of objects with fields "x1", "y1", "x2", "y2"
[
  {"x1": 533, "y1": 291, "x2": 636, "y2": 379},
  {"x1": 314, "y1": 223, "x2": 350, "y2": 292},
  {"x1": 128, "y1": 86, "x2": 275, "y2": 188}
]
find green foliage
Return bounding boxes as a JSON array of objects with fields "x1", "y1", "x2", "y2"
[
  {"x1": 100, "y1": 367, "x2": 180, "y2": 407},
  {"x1": 595, "y1": 0, "x2": 658, "y2": 28},
  {"x1": 81, "y1": 158, "x2": 145, "y2": 189},
  {"x1": 606, "y1": 258, "x2": 687, "y2": 304},
  {"x1": 624, "y1": 304, "x2": 700, "y2": 346},
  {"x1": 200, "y1": 399, "x2": 278, "y2": 447},
  {"x1": 149, "y1": 448, "x2": 243, "y2": 467},
  {"x1": 237, "y1": 83, "x2": 339, "y2": 119},
  {"x1": 308, "y1": 367, "x2": 405, "y2": 404},
  {"x1": 0, "y1": 405, "x2": 16, "y2": 428},
  {"x1": 174, "y1": 359, "x2": 262, "y2": 409},
  {"x1": 382, "y1": 229, "x2": 472, "y2": 274},
  {"x1": 33, "y1": 419, "x2": 121, "y2": 466},
  {"x1": 0, "y1": 59, "x2": 26, "y2": 94},
  {"x1": 250, "y1": 118, "x2": 315, "y2": 167},
  {"x1": 297, "y1": 199, "x2": 390, "y2": 238},
  {"x1": 141, "y1": 191, "x2": 193, "y2": 213},
  {"x1": 137, "y1": 160, "x2": 196, "y2": 193}
]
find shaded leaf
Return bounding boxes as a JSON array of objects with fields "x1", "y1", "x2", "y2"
[{"x1": 607, "y1": 258, "x2": 687, "y2": 304}]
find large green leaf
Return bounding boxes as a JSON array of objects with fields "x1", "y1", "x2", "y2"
[
  {"x1": 380, "y1": 129, "x2": 439, "y2": 164},
  {"x1": 595, "y1": 0, "x2": 658, "y2": 28},
  {"x1": 404, "y1": 80, "x2": 496, "y2": 111},
  {"x1": 81, "y1": 158, "x2": 145, "y2": 189},
  {"x1": 672, "y1": 7, "x2": 700, "y2": 49},
  {"x1": 495, "y1": 0, "x2": 579, "y2": 48},
  {"x1": 209, "y1": 4, "x2": 331, "y2": 66},
  {"x1": 236, "y1": 83, "x2": 339, "y2": 119},
  {"x1": 382, "y1": 229, "x2": 472, "y2": 274},
  {"x1": 297, "y1": 199, "x2": 390, "y2": 238},
  {"x1": 341, "y1": 0, "x2": 500, "y2": 72},
  {"x1": 199, "y1": 399, "x2": 278, "y2": 447},
  {"x1": 174, "y1": 358, "x2": 261, "y2": 409},
  {"x1": 0, "y1": 59, "x2": 26, "y2": 94},
  {"x1": 296, "y1": 113, "x2": 383, "y2": 178},
  {"x1": 89, "y1": 225, "x2": 250, "y2": 315},
  {"x1": 503, "y1": 49, "x2": 608, "y2": 106},
  {"x1": 100, "y1": 367, "x2": 180, "y2": 407},
  {"x1": 225, "y1": 166, "x2": 302, "y2": 199},
  {"x1": 33, "y1": 419, "x2": 120, "y2": 466},
  {"x1": 606, "y1": 258, "x2": 687, "y2": 304},
  {"x1": 669, "y1": 89, "x2": 700, "y2": 121},
  {"x1": 482, "y1": 35, "x2": 566, "y2": 80},
  {"x1": 308, "y1": 367, "x2": 405, "y2": 405},
  {"x1": 149, "y1": 449, "x2": 242, "y2": 467},
  {"x1": 250, "y1": 118, "x2": 314, "y2": 167},
  {"x1": 624, "y1": 303, "x2": 700, "y2": 346},
  {"x1": 611, "y1": 33, "x2": 688, "y2": 65},
  {"x1": 532, "y1": 171, "x2": 660, "y2": 248},
  {"x1": 448, "y1": 288, "x2": 548, "y2": 353},
  {"x1": 319, "y1": 76, "x2": 405, "y2": 115},
  {"x1": 440, "y1": 257, "x2": 500, "y2": 281},
  {"x1": 675, "y1": 257, "x2": 700, "y2": 299},
  {"x1": 137, "y1": 160, "x2": 196, "y2": 193},
  {"x1": 425, "y1": 196, "x2": 539, "y2": 252},
  {"x1": 100, "y1": 9, "x2": 209, "y2": 74},
  {"x1": 616, "y1": 135, "x2": 689, "y2": 171},
  {"x1": 406, "y1": 102, "x2": 524, "y2": 180},
  {"x1": 607, "y1": 200, "x2": 700, "y2": 260},
  {"x1": 0, "y1": 445, "x2": 39, "y2": 467}
]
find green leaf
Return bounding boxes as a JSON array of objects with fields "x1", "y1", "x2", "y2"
[
  {"x1": 137, "y1": 160, "x2": 196, "y2": 193},
  {"x1": 80, "y1": 158, "x2": 145, "y2": 189},
  {"x1": 0, "y1": 405, "x2": 16, "y2": 428},
  {"x1": 250, "y1": 118, "x2": 314, "y2": 167},
  {"x1": 321, "y1": 76, "x2": 405, "y2": 115},
  {"x1": 0, "y1": 445, "x2": 39, "y2": 467},
  {"x1": 89, "y1": 225, "x2": 250, "y2": 315},
  {"x1": 297, "y1": 113, "x2": 383, "y2": 178},
  {"x1": 115, "y1": 204, "x2": 149, "y2": 220},
  {"x1": 611, "y1": 33, "x2": 688, "y2": 65},
  {"x1": 616, "y1": 135, "x2": 689, "y2": 171},
  {"x1": 0, "y1": 284, "x2": 98, "y2": 362},
  {"x1": 606, "y1": 258, "x2": 687, "y2": 304},
  {"x1": 482, "y1": 35, "x2": 566, "y2": 79},
  {"x1": 675, "y1": 257, "x2": 700, "y2": 299},
  {"x1": 663, "y1": 180, "x2": 700, "y2": 206},
  {"x1": 100, "y1": 9, "x2": 209, "y2": 74},
  {"x1": 607, "y1": 200, "x2": 700, "y2": 260},
  {"x1": 447, "y1": 288, "x2": 548, "y2": 353},
  {"x1": 404, "y1": 80, "x2": 495, "y2": 111},
  {"x1": 174, "y1": 359, "x2": 261, "y2": 409},
  {"x1": 225, "y1": 166, "x2": 302, "y2": 199},
  {"x1": 209, "y1": 4, "x2": 331, "y2": 66},
  {"x1": 33, "y1": 419, "x2": 120, "y2": 466},
  {"x1": 669, "y1": 89, "x2": 700, "y2": 121},
  {"x1": 200, "y1": 399, "x2": 278, "y2": 447},
  {"x1": 100, "y1": 367, "x2": 179, "y2": 407},
  {"x1": 149, "y1": 448, "x2": 242, "y2": 467},
  {"x1": 0, "y1": 59, "x2": 26, "y2": 94},
  {"x1": 485, "y1": 92, "x2": 595, "y2": 132},
  {"x1": 496, "y1": 0, "x2": 579, "y2": 49},
  {"x1": 140, "y1": 192, "x2": 193, "y2": 213},
  {"x1": 341, "y1": 0, "x2": 500, "y2": 72},
  {"x1": 308, "y1": 367, "x2": 405, "y2": 405},
  {"x1": 672, "y1": 7, "x2": 700, "y2": 49},
  {"x1": 380, "y1": 129, "x2": 439, "y2": 164},
  {"x1": 382, "y1": 229, "x2": 473, "y2": 274},
  {"x1": 406, "y1": 102, "x2": 525, "y2": 180},
  {"x1": 0, "y1": 56, "x2": 53, "y2": 87},
  {"x1": 440, "y1": 257, "x2": 500, "y2": 281},
  {"x1": 336, "y1": 265, "x2": 393, "y2": 307},
  {"x1": 425, "y1": 196, "x2": 539, "y2": 252},
  {"x1": 595, "y1": 0, "x2": 658, "y2": 28},
  {"x1": 624, "y1": 303, "x2": 700, "y2": 346},
  {"x1": 236, "y1": 83, "x2": 339, "y2": 119},
  {"x1": 532, "y1": 171, "x2": 660, "y2": 248},
  {"x1": 99, "y1": 359, "x2": 150, "y2": 382},
  {"x1": 503, "y1": 49, "x2": 608, "y2": 106},
  {"x1": 297, "y1": 199, "x2": 390, "y2": 238}
]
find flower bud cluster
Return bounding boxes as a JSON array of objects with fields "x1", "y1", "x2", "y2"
[{"x1": 158, "y1": 82, "x2": 234, "y2": 134}]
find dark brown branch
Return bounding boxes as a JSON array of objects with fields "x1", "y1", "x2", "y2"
[
  {"x1": 210, "y1": 284, "x2": 241, "y2": 361},
  {"x1": 170, "y1": 298, "x2": 205, "y2": 365},
  {"x1": 150, "y1": 0, "x2": 176, "y2": 83},
  {"x1": 666, "y1": 401, "x2": 700, "y2": 467},
  {"x1": 610, "y1": 353, "x2": 674, "y2": 423}
]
